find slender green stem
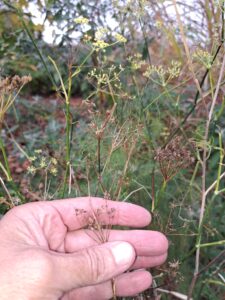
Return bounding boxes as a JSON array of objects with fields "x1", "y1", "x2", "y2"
[
  {"x1": 203, "y1": 280, "x2": 225, "y2": 286},
  {"x1": 197, "y1": 240, "x2": 225, "y2": 248},
  {"x1": 215, "y1": 97, "x2": 225, "y2": 120},
  {"x1": 0, "y1": 135, "x2": 12, "y2": 181},
  {"x1": 0, "y1": 176, "x2": 14, "y2": 207},
  {"x1": 209, "y1": 69, "x2": 214, "y2": 98},
  {"x1": 190, "y1": 161, "x2": 200, "y2": 186},
  {"x1": 0, "y1": 135, "x2": 24, "y2": 202},
  {"x1": 49, "y1": 49, "x2": 96, "y2": 197},
  {"x1": 215, "y1": 132, "x2": 224, "y2": 193},
  {"x1": 154, "y1": 180, "x2": 167, "y2": 211},
  {"x1": 164, "y1": 84, "x2": 175, "y2": 103},
  {"x1": 97, "y1": 137, "x2": 101, "y2": 176},
  {"x1": 71, "y1": 50, "x2": 94, "y2": 78},
  {"x1": 48, "y1": 56, "x2": 73, "y2": 197},
  {"x1": 0, "y1": 162, "x2": 10, "y2": 180},
  {"x1": 48, "y1": 56, "x2": 68, "y2": 102},
  {"x1": 61, "y1": 75, "x2": 72, "y2": 198}
]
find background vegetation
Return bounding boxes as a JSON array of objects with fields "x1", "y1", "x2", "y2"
[{"x1": 0, "y1": 0, "x2": 225, "y2": 299}]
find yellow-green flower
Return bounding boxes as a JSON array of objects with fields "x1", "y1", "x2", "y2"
[
  {"x1": 51, "y1": 157, "x2": 58, "y2": 165},
  {"x1": 74, "y1": 16, "x2": 89, "y2": 24},
  {"x1": 28, "y1": 156, "x2": 37, "y2": 162},
  {"x1": 93, "y1": 40, "x2": 109, "y2": 50},
  {"x1": 115, "y1": 33, "x2": 127, "y2": 43},
  {"x1": 27, "y1": 166, "x2": 36, "y2": 175},
  {"x1": 128, "y1": 53, "x2": 145, "y2": 70},
  {"x1": 50, "y1": 167, "x2": 57, "y2": 176},
  {"x1": 34, "y1": 149, "x2": 42, "y2": 154},
  {"x1": 193, "y1": 49, "x2": 212, "y2": 69},
  {"x1": 40, "y1": 157, "x2": 47, "y2": 168}
]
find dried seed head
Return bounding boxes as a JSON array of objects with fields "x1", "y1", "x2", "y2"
[
  {"x1": 155, "y1": 136, "x2": 195, "y2": 182},
  {"x1": 0, "y1": 75, "x2": 32, "y2": 94},
  {"x1": 168, "y1": 259, "x2": 180, "y2": 269},
  {"x1": 0, "y1": 75, "x2": 32, "y2": 124},
  {"x1": 74, "y1": 203, "x2": 116, "y2": 243}
]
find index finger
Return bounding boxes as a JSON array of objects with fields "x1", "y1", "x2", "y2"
[{"x1": 50, "y1": 197, "x2": 151, "y2": 230}]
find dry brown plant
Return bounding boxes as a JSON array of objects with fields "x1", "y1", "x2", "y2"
[
  {"x1": 75, "y1": 199, "x2": 117, "y2": 299},
  {"x1": 155, "y1": 136, "x2": 194, "y2": 183},
  {"x1": 0, "y1": 75, "x2": 32, "y2": 125}
]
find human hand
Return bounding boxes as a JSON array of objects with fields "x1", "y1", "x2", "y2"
[{"x1": 0, "y1": 197, "x2": 168, "y2": 299}]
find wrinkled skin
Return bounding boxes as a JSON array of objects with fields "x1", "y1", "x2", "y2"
[{"x1": 0, "y1": 197, "x2": 168, "y2": 300}]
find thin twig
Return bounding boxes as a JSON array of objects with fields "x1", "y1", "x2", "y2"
[
  {"x1": 187, "y1": 249, "x2": 225, "y2": 293},
  {"x1": 0, "y1": 176, "x2": 14, "y2": 208},
  {"x1": 172, "y1": 0, "x2": 203, "y2": 99},
  {"x1": 116, "y1": 136, "x2": 138, "y2": 201},
  {"x1": 205, "y1": 171, "x2": 225, "y2": 197},
  {"x1": 156, "y1": 288, "x2": 192, "y2": 300}
]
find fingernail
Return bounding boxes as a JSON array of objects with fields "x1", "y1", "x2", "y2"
[{"x1": 110, "y1": 242, "x2": 135, "y2": 266}]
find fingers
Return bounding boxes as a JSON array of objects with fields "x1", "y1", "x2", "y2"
[
  {"x1": 5, "y1": 197, "x2": 151, "y2": 233},
  {"x1": 50, "y1": 197, "x2": 151, "y2": 230},
  {"x1": 62, "y1": 270, "x2": 152, "y2": 300},
  {"x1": 132, "y1": 253, "x2": 167, "y2": 269},
  {"x1": 65, "y1": 230, "x2": 169, "y2": 256},
  {"x1": 51, "y1": 241, "x2": 135, "y2": 291},
  {"x1": 64, "y1": 230, "x2": 168, "y2": 271}
]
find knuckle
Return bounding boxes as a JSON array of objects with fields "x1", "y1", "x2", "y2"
[{"x1": 83, "y1": 247, "x2": 106, "y2": 283}]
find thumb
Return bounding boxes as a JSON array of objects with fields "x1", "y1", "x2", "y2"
[{"x1": 52, "y1": 241, "x2": 135, "y2": 291}]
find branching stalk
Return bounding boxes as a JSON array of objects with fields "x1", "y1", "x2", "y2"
[
  {"x1": 48, "y1": 56, "x2": 72, "y2": 197},
  {"x1": 188, "y1": 53, "x2": 225, "y2": 299}
]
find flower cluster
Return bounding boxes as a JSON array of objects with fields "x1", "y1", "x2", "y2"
[
  {"x1": 91, "y1": 27, "x2": 109, "y2": 51},
  {"x1": 113, "y1": 0, "x2": 148, "y2": 18},
  {"x1": 91, "y1": 28, "x2": 127, "y2": 51},
  {"x1": 168, "y1": 61, "x2": 181, "y2": 78},
  {"x1": 27, "y1": 149, "x2": 58, "y2": 176},
  {"x1": 92, "y1": 40, "x2": 109, "y2": 50},
  {"x1": 144, "y1": 61, "x2": 181, "y2": 86},
  {"x1": 88, "y1": 64, "x2": 124, "y2": 92},
  {"x1": 81, "y1": 26, "x2": 127, "y2": 51},
  {"x1": 74, "y1": 16, "x2": 89, "y2": 24},
  {"x1": 128, "y1": 53, "x2": 146, "y2": 70},
  {"x1": 193, "y1": 48, "x2": 213, "y2": 69},
  {"x1": 114, "y1": 33, "x2": 127, "y2": 43}
]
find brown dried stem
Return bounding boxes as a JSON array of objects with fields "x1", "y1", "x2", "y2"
[{"x1": 75, "y1": 200, "x2": 117, "y2": 299}]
